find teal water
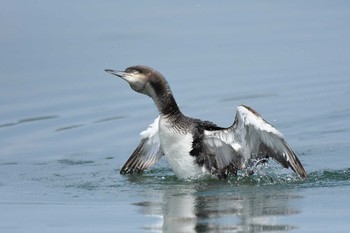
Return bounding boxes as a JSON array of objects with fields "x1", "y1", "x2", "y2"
[{"x1": 1, "y1": 1, "x2": 350, "y2": 232}]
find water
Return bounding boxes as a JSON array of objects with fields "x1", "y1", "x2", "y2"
[{"x1": 1, "y1": 1, "x2": 350, "y2": 232}]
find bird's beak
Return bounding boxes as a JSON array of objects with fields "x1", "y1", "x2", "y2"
[{"x1": 104, "y1": 69, "x2": 126, "y2": 78}]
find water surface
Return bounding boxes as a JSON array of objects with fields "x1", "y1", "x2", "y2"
[{"x1": 1, "y1": 1, "x2": 350, "y2": 232}]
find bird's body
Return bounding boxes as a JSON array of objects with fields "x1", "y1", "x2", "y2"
[{"x1": 105, "y1": 65, "x2": 307, "y2": 180}]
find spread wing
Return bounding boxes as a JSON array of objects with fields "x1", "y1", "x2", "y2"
[
  {"x1": 203, "y1": 105, "x2": 307, "y2": 178},
  {"x1": 120, "y1": 116, "x2": 163, "y2": 174}
]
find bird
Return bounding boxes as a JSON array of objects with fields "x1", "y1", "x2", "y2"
[{"x1": 104, "y1": 65, "x2": 307, "y2": 180}]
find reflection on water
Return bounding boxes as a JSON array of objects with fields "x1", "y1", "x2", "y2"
[
  {"x1": 135, "y1": 181, "x2": 300, "y2": 233},
  {"x1": 128, "y1": 167, "x2": 350, "y2": 233}
]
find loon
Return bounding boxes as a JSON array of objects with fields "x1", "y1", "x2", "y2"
[{"x1": 105, "y1": 65, "x2": 307, "y2": 180}]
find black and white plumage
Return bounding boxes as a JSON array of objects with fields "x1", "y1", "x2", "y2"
[{"x1": 105, "y1": 65, "x2": 307, "y2": 180}]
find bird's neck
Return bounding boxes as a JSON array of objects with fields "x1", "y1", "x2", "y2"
[
  {"x1": 156, "y1": 89, "x2": 182, "y2": 117},
  {"x1": 151, "y1": 82, "x2": 182, "y2": 117}
]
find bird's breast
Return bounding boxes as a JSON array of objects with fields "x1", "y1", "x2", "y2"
[{"x1": 158, "y1": 116, "x2": 204, "y2": 179}]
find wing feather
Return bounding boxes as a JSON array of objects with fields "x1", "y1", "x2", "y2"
[
  {"x1": 201, "y1": 137, "x2": 242, "y2": 178},
  {"x1": 120, "y1": 116, "x2": 163, "y2": 174}
]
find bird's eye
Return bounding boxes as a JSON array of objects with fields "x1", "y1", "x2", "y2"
[
  {"x1": 126, "y1": 69, "x2": 139, "y2": 75},
  {"x1": 125, "y1": 67, "x2": 141, "y2": 75}
]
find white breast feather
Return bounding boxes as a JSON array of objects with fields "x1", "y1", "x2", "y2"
[{"x1": 158, "y1": 116, "x2": 204, "y2": 179}]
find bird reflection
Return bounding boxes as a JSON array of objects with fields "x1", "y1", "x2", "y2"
[{"x1": 134, "y1": 180, "x2": 301, "y2": 233}]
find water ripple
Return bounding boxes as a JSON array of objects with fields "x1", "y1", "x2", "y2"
[
  {"x1": 57, "y1": 159, "x2": 95, "y2": 165},
  {"x1": 122, "y1": 165, "x2": 350, "y2": 189},
  {"x1": 55, "y1": 124, "x2": 85, "y2": 132},
  {"x1": 92, "y1": 115, "x2": 127, "y2": 124},
  {"x1": 220, "y1": 93, "x2": 278, "y2": 102},
  {"x1": 0, "y1": 115, "x2": 59, "y2": 129}
]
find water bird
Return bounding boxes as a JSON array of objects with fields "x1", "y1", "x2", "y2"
[{"x1": 105, "y1": 66, "x2": 307, "y2": 180}]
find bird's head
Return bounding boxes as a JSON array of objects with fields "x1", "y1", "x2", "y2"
[{"x1": 105, "y1": 65, "x2": 167, "y2": 98}]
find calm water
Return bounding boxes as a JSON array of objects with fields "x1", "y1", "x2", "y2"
[{"x1": 1, "y1": 1, "x2": 350, "y2": 232}]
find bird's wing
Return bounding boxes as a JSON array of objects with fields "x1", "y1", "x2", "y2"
[
  {"x1": 199, "y1": 135, "x2": 243, "y2": 179},
  {"x1": 120, "y1": 116, "x2": 163, "y2": 174},
  {"x1": 203, "y1": 105, "x2": 307, "y2": 178}
]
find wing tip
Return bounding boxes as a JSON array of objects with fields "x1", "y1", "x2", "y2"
[
  {"x1": 296, "y1": 166, "x2": 307, "y2": 179},
  {"x1": 288, "y1": 153, "x2": 307, "y2": 179},
  {"x1": 120, "y1": 165, "x2": 143, "y2": 175}
]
